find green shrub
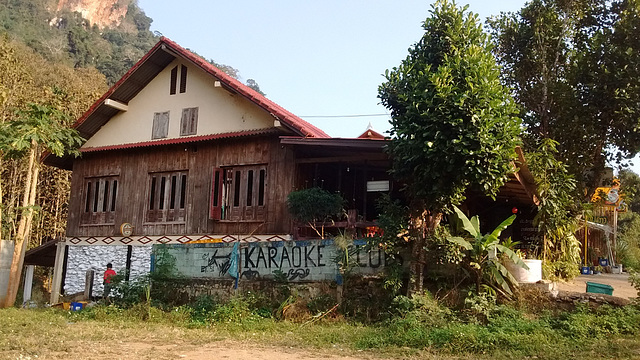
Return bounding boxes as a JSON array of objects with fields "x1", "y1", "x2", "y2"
[
  {"x1": 617, "y1": 212, "x2": 640, "y2": 271},
  {"x1": 210, "y1": 297, "x2": 255, "y2": 323},
  {"x1": 551, "y1": 304, "x2": 640, "y2": 339},
  {"x1": 186, "y1": 294, "x2": 266, "y2": 325},
  {"x1": 307, "y1": 294, "x2": 336, "y2": 315},
  {"x1": 630, "y1": 271, "x2": 640, "y2": 299},
  {"x1": 389, "y1": 292, "x2": 452, "y2": 326},
  {"x1": 543, "y1": 260, "x2": 580, "y2": 281},
  {"x1": 73, "y1": 304, "x2": 124, "y2": 322},
  {"x1": 463, "y1": 290, "x2": 498, "y2": 323},
  {"x1": 287, "y1": 187, "x2": 344, "y2": 238},
  {"x1": 287, "y1": 188, "x2": 344, "y2": 224}
]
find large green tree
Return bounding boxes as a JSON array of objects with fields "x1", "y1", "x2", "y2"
[
  {"x1": 490, "y1": 0, "x2": 640, "y2": 196},
  {"x1": 1, "y1": 104, "x2": 83, "y2": 308},
  {"x1": 0, "y1": 36, "x2": 105, "y2": 307},
  {"x1": 378, "y1": 0, "x2": 521, "y2": 294},
  {"x1": 620, "y1": 169, "x2": 640, "y2": 213}
]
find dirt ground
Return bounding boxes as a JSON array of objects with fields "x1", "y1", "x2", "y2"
[
  {"x1": 61, "y1": 341, "x2": 375, "y2": 360},
  {"x1": 556, "y1": 272, "x2": 637, "y2": 299},
  {"x1": 3, "y1": 339, "x2": 456, "y2": 360}
]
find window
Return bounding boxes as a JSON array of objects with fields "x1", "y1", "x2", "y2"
[
  {"x1": 169, "y1": 66, "x2": 178, "y2": 95},
  {"x1": 146, "y1": 171, "x2": 188, "y2": 223},
  {"x1": 81, "y1": 176, "x2": 119, "y2": 225},
  {"x1": 170, "y1": 65, "x2": 187, "y2": 95},
  {"x1": 180, "y1": 107, "x2": 198, "y2": 136},
  {"x1": 180, "y1": 65, "x2": 188, "y2": 93},
  {"x1": 152, "y1": 111, "x2": 170, "y2": 139},
  {"x1": 210, "y1": 165, "x2": 266, "y2": 221}
]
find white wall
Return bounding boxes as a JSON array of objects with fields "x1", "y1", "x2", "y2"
[
  {"x1": 82, "y1": 59, "x2": 275, "y2": 149},
  {"x1": 64, "y1": 245, "x2": 152, "y2": 296}
]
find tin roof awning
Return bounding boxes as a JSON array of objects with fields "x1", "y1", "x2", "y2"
[
  {"x1": 24, "y1": 240, "x2": 59, "y2": 267},
  {"x1": 280, "y1": 136, "x2": 389, "y2": 166}
]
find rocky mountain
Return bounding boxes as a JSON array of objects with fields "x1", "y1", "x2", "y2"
[
  {"x1": 0, "y1": 0, "x2": 262, "y2": 90},
  {"x1": 55, "y1": 0, "x2": 130, "y2": 28},
  {"x1": 0, "y1": 0, "x2": 157, "y2": 84}
]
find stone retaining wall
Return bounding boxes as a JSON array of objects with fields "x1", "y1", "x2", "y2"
[{"x1": 64, "y1": 245, "x2": 151, "y2": 296}]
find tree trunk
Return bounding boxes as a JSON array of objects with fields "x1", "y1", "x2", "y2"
[
  {"x1": 2, "y1": 141, "x2": 39, "y2": 308},
  {"x1": 408, "y1": 226, "x2": 425, "y2": 296},
  {"x1": 407, "y1": 211, "x2": 442, "y2": 296},
  {"x1": 0, "y1": 156, "x2": 3, "y2": 240}
]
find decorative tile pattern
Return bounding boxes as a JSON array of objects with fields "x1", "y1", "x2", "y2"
[{"x1": 65, "y1": 234, "x2": 293, "y2": 246}]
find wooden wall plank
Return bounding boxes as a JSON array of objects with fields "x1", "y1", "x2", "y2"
[{"x1": 66, "y1": 136, "x2": 293, "y2": 238}]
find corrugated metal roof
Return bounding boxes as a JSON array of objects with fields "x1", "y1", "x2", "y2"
[{"x1": 81, "y1": 128, "x2": 280, "y2": 153}]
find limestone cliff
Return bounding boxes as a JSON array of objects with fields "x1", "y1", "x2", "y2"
[{"x1": 56, "y1": 0, "x2": 131, "y2": 28}]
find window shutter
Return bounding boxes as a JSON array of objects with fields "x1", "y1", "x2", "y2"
[
  {"x1": 189, "y1": 107, "x2": 198, "y2": 134},
  {"x1": 180, "y1": 108, "x2": 189, "y2": 135},
  {"x1": 209, "y1": 168, "x2": 224, "y2": 219},
  {"x1": 191, "y1": 108, "x2": 198, "y2": 135},
  {"x1": 180, "y1": 108, "x2": 198, "y2": 136},
  {"x1": 152, "y1": 112, "x2": 169, "y2": 139},
  {"x1": 170, "y1": 66, "x2": 178, "y2": 95},
  {"x1": 180, "y1": 65, "x2": 187, "y2": 93}
]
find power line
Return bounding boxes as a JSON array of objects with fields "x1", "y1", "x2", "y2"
[{"x1": 299, "y1": 113, "x2": 390, "y2": 118}]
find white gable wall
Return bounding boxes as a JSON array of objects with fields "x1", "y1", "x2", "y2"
[{"x1": 82, "y1": 59, "x2": 275, "y2": 149}]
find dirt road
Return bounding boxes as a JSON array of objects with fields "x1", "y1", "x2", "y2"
[
  {"x1": 4, "y1": 339, "x2": 457, "y2": 360},
  {"x1": 556, "y1": 273, "x2": 637, "y2": 299}
]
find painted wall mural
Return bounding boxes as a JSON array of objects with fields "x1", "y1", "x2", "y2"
[{"x1": 158, "y1": 239, "x2": 390, "y2": 282}]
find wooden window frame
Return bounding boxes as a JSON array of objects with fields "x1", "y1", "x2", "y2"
[
  {"x1": 146, "y1": 171, "x2": 188, "y2": 223},
  {"x1": 81, "y1": 176, "x2": 119, "y2": 225},
  {"x1": 210, "y1": 165, "x2": 267, "y2": 221},
  {"x1": 152, "y1": 111, "x2": 170, "y2": 139},
  {"x1": 180, "y1": 107, "x2": 198, "y2": 136}
]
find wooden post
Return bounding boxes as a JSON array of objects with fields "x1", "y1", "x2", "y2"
[
  {"x1": 613, "y1": 207, "x2": 618, "y2": 266},
  {"x1": 347, "y1": 209, "x2": 357, "y2": 238},
  {"x1": 84, "y1": 269, "x2": 94, "y2": 300},
  {"x1": 362, "y1": 162, "x2": 368, "y2": 221},
  {"x1": 584, "y1": 217, "x2": 588, "y2": 267},
  {"x1": 49, "y1": 242, "x2": 66, "y2": 304}
]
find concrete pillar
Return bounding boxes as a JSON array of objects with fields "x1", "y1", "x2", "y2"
[
  {"x1": 0, "y1": 240, "x2": 15, "y2": 306},
  {"x1": 22, "y1": 265, "x2": 34, "y2": 304},
  {"x1": 50, "y1": 242, "x2": 66, "y2": 304}
]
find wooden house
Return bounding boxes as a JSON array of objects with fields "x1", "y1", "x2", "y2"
[
  {"x1": 43, "y1": 38, "x2": 538, "y2": 303},
  {"x1": 43, "y1": 38, "x2": 394, "y2": 302}
]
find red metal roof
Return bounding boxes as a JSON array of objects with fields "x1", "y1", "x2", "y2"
[
  {"x1": 81, "y1": 128, "x2": 279, "y2": 153},
  {"x1": 357, "y1": 128, "x2": 386, "y2": 140}
]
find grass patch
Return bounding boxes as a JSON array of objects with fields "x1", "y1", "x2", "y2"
[{"x1": 2, "y1": 295, "x2": 640, "y2": 359}]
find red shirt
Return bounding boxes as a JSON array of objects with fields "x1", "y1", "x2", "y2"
[{"x1": 103, "y1": 268, "x2": 116, "y2": 284}]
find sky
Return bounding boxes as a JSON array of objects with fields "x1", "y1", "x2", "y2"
[
  {"x1": 136, "y1": 0, "x2": 640, "y2": 174},
  {"x1": 137, "y1": 0, "x2": 527, "y2": 137}
]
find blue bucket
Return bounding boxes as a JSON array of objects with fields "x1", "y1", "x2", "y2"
[
  {"x1": 599, "y1": 258, "x2": 609, "y2": 267},
  {"x1": 580, "y1": 266, "x2": 590, "y2": 275},
  {"x1": 70, "y1": 302, "x2": 83, "y2": 311}
]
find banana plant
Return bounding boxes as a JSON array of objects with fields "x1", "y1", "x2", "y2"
[{"x1": 447, "y1": 206, "x2": 529, "y2": 296}]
